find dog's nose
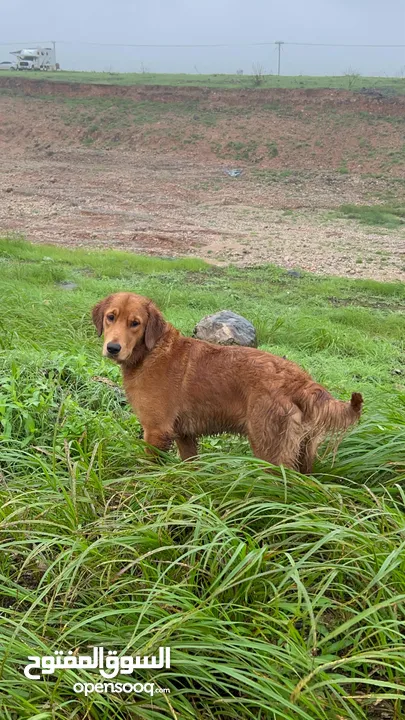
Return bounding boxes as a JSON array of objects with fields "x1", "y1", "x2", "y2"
[{"x1": 107, "y1": 342, "x2": 121, "y2": 355}]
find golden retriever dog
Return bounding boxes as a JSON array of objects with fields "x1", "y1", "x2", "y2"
[{"x1": 92, "y1": 293, "x2": 363, "y2": 473}]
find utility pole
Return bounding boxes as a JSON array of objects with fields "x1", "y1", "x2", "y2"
[
  {"x1": 52, "y1": 40, "x2": 56, "y2": 70},
  {"x1": 275, "y1": 41, "x2": 284, "y2": 76}
]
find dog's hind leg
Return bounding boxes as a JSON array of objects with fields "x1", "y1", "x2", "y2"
[
  {"x1": 176, "y1": 436, "x2": 198, "y2": 461},
  {"x1": 247, "y1": 397, "x2": 303, "y2": 470},
  {"x1": 297, "y1": 436, "x2": 320, "y2": 475}
]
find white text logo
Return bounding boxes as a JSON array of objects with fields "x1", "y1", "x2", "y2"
[{"x1": 24, "y1": 646, "x2": 171, "y2": 680}]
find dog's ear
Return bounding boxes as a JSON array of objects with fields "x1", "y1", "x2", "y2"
[
  {"x1": 92, "y1": 296, "x2": 111, "y2": 337},
  {"x1": 145, "y1": 302, "x2": 166, "y2": 351}
]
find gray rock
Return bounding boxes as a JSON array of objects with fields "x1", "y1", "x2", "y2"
[
  {"x1": 286, "y1": 269, "x2": 302, "y2": 278},
  {"x1": 58, "y1": 281, "x2": 78, "y2": 291},
  {"x1": 193, "y1": 310, "x2": 257, "y2": 347}
]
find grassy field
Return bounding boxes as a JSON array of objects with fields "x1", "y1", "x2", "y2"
[
  {"x1": 340, "y1": 204, "x2": 405, "y2": 229},
  {"x1": 1, "y1": 237, "x2": 405, "y2": 719},
  {"x1": 1, "y1": 69, "x2": 405, "y2": 93}
]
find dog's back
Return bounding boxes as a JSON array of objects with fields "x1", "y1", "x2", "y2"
[{"x1": 167, "y1": 337, "x2": 363, "y2": 472}]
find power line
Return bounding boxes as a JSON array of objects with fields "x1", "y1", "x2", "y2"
[
  {"x1": 1, "y1": 39, "x2": 404, "y2": 49},
  {"x1": 285, "y1": 42, "x2": 405, "y2": 48},
  {"x1": 51, "y1": 40, "x2": 405, "y2": 49},
  {"x1": 0, "y1": 41, "x2": 54, "y2": 46}
]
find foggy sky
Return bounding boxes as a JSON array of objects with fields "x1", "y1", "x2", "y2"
[{"x1": 1, "y1": 0, "x2": 404, "y2": 76}]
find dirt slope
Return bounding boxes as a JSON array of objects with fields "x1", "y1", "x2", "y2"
[{"x1": 1, "y1": 78, "x2": 405, "y2": 280}]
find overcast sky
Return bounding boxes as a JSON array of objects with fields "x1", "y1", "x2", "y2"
[{"x1": 1, "y1": 0, "x2": 404, "y2": 75}]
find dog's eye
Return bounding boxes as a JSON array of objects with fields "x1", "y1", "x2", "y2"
[
  {"x1": 130, "y1": 320, "x2": 140, "y2": 328},
  {"x1": 106, "y1": 314, "x2": 115, "y2": 322}
]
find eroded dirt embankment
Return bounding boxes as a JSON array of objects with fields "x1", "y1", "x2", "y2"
[
  {"x1": 1, "y1": 75, "x2": 405, "y2": 113},
  {"x1": 1, "y1": 76, "x2": 405, "y2": 280}
]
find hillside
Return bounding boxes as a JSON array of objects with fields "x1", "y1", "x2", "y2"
[{"x1": 1, "y1": 76, "x2": 405, "y2": 279}]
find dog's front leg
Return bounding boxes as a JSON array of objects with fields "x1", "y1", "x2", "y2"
[
  {"x1": 143, "y1": 428, "x2": 173, "y2": 460},
  {"x1": 176, "y1": 436, "x2": 198, "y2": 461}
]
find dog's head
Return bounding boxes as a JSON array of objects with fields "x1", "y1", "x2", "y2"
[{"x1": 92, "y1": 292, "x2": 166, "y2": 364}]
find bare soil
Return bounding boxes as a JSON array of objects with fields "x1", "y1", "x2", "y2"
[{"x1": 1, "y1": 78, "x2": 405, "y2": 280}]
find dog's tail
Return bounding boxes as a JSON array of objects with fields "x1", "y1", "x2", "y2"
[{"x1": 299, "y1": 386, "x2": 363, "y2": 435}]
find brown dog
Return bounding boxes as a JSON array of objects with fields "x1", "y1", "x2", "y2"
[{"x1": 92, "y1": 292, "x2": 363, "y2": 473}]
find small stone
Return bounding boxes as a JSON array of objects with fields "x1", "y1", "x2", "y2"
[
  {"x1": 286, "y1": 269, "x2": 302, "y2": 278},
  {"x1": 58, "y1": 281, "x2": 78, "y2": 291},
  {"x1": 193, "y1": 310, "x2": 257, "y2": 347},
  {"x1": 5, "y1": 187, "x2": 13, "y2": 193}
]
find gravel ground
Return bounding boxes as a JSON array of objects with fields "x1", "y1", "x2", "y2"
[{"x1": 1, "y1": 145, "x2": 405, "y2": 281}]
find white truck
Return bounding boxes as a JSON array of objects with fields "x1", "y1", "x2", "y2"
[{"x1": 10, "y1": 46, "x2": 57, "y2": 71}]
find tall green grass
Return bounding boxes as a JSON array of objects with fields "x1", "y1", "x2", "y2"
[{"x1": 0, "y1": 238, "x2": 405, "y2": 718}]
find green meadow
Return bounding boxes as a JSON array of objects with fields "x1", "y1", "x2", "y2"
[
  {"x1": 0, "y1": 237, "x2": 405, "y2": 719},
  {"x1": 1, "y1": 70, "x2": 405, "y2": 93}
]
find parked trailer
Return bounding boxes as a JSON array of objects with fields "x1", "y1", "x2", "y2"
[{"x1": 10, "y1": 47, "x2": 57, "y2": 71}]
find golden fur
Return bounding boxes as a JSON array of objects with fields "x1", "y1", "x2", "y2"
[{"x1": 92, "y1": 292, "x2": 363, "y2": 473}]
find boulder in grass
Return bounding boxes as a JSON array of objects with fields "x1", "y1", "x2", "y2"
[{"x1": 193, "y1": 310, "x2": 257, "y2": 348}]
